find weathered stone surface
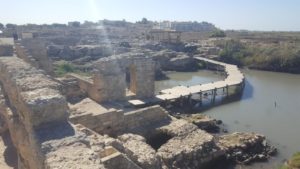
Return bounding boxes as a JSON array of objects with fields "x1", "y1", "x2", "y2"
[
  {"x1": 47, "y1": 45, "x2": 128, "y2": 62},
  {"x1": 0, "y1": 56, "x2": 75, "y2": 169},
  {"x1": 0, "y1": 115, "x2": 7, "y2": 134},
  {"x1": 57, "y1": 77, "x2": 87, "y2": 102},
  {"x1": 70, "y1": 103, "x2": 171, "y2": 137},
  {"x1": 39, "y1": 123, "x2": 106, "y2": 169},
  {"x1": 68, "y1": 52, "x2": 156, "y2": 102},
  {"x1": 69, "y1": 98, "x2": 123, "y2": 136},
  {"x1": 18, "y1": 39, "x2": 54, "y2": 74},
  {"x1": 0, "y1": 131, "x2": 17, "y2": 169},
  {"x1": 0, "y1": 84, "x2": 44, "y2": 169},
  {"x1": 91, "y1": 53, "x2": 156, "y2": 101},
  {"x1": 118, "y1": 134, "x2": 162, "y2": 169},
  {"x1": 157, "y1": 129, "x2": 224, "y2": 169},
  {"x1": 123, "y1": 105, "x2": 171, "y2": 135},
  {"x1": 0, "y1": 91, "x2": 8, "y2": 133},
  {"x1": 150, "y1": 50, "x2": 198, "y2": 72},
  {"x1": 179, "y1": 114, "x2": 220, "y2": 133},
  {"x1": 169, "y1": 54, "x2": 198, "y2": 71},
  {"x1": 217, "y1": 132, "x2": 277, "y2": 164},
  {"x1": 157, "y1": 119, "x2": 198, "y2": 137},
  {"x1": 0, "y1": 56, "x2": 68, "y2": 128},
  {"x1": 0, "y1": 38, "x2": 14, "y2": 56}
]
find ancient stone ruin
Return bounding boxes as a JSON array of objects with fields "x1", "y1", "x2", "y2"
[{"x1": 0, "y1": 37, "x2": 276, "y2": 169}]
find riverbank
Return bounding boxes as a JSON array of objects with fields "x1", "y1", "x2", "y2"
[
  {"x1": 215, "y1": 38, "x2": 300, "y2": 74},
  {"x1": 203, "y1": 69, "x2": 300, "y2": 168},
  {"x1": 155, "y1": 69, "x2": 300, "y2": 168}
]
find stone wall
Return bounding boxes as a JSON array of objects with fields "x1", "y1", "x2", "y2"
[
  {"x1": 0, "y1": 38, "x2": 14, "y2": 56},
  {"x1": 69, "y1": 98, "x2": 124, "y2": 137},
  {"x1": 0, "y1": 56, "x2": 69, "y2": 168},
  {"x1": 67, "y1": 53, "x2": 156, "y2": 103},
  {"x1": 70, "y1": 104, "x2": 170, "y2": 137},
  {"x1": 131, "y1": 58, "x2": 155, "y2": 98},
  {"x1": 57, "y1": 77, "x2": 87, "y2": 102},
  {"x1": 15, "y1": 42, "x2": 39, "y2": 68},
  {"x1": 0, "y1": 57, "x2": 68, "y2": 128},
  {"x1": 18, "y1": 39, "x2": 54, "y2": 75},
  {"x1": 92, "y1": 53, "x2": 155, "y2": 102},
  {"x1": 93, "y1": 72, "x2": 127, "y2": 102},
  {"x1": 67, "y1": 73, "x2": 126, "y2": 103},
  {"x1": 123, "y1": 105, "x2": 170, "y2": 133}
]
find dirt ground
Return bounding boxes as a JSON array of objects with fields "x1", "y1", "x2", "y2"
[{"x1": 0, "y1": 131, "x2": 17, "y2": 169}]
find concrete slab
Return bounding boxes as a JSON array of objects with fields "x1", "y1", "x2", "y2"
[{"x1": 128, "y1": 99, "x2": 145, "y2": 107}]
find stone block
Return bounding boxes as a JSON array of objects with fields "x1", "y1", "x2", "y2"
[{"x1": 0, "y1": 38, "x2": 14, "y2": 56}]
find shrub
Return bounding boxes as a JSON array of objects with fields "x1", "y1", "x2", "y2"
[
  {"x1": 210, "y1": 30, "x2": 226, "y2": 38},
  {"x1": 54, "y1": 62, "x2": 76, "y2": 76}
]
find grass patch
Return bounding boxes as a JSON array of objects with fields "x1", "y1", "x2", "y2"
[
  {"x1": 279, "y1": 152, "x2": 300, "y2": 169},
  {"x1": 54, "y1": 62, "x2": 76, "y2": 77},
  {"x1": 54, "y1": 62, "x2": 93, "y2": 77},
  {"x1": 289, "y1": 152, "x2": 300, "y2": 168}
]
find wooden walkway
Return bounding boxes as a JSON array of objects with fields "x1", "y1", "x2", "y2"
[{"x1": 155, "y1": 57, "x2": 245, "y2": 101}]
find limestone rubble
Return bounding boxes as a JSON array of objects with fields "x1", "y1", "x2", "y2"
[
  {"x1": 158, "y1": 129, "x2": 224, "y2": 169},
  {"x1": 118, "y1": 134, "x2": 162, "y2": 169},
  {"x1": 217, "y1": 132, "x2": 277, "y2": 164}
]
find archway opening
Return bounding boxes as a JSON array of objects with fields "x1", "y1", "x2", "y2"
[{"x1": 125, "y1": 64, "x2": 137, "y2": 97}]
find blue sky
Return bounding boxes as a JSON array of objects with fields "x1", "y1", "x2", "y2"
[{"x1": 0, "y1": 0, "x2": 299, "y2": 31}]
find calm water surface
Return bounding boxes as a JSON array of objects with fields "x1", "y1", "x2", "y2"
[
  {"x1": 155, "y1": 70, "x2": 223, "y2": 93},
  {"x1": 155, "y1": 69, "x2": 300, "y2": 168}
]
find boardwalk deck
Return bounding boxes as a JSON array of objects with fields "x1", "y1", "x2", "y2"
[{"x1": 155, "y1": 57, "x2": 245, "y2": 101}]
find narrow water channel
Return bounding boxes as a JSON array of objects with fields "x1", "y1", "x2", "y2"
[{"x1": 155, "y1": 69, "x2": 300, "y2": 168}]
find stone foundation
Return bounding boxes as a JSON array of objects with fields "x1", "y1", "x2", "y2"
[{"x1": 70, "y1": 99, "x2": 170, "y2": 136}]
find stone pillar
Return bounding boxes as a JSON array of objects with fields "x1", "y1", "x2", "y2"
[
  {"x1": 92, "y1": 60, "x2": 127, "y2": 102},
  {"x1": 133, "y1": 58, "x2": 155, "y2": 98}
]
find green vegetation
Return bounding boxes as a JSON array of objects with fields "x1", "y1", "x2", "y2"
[
  {"x1": 54, "y1": 62, "x2": 92, "y2": 77},
  {"x1": 218, "y1": 40, "x2": 250, "y2": 66},
  {"x1": 54, "y1": 62, "x2": 76, "y2": 76},
  {"x1": 289, "y1": 152, "x2": 300, "y2": 168},
  {"x1": 210, "y1": 30, "x2": 226, "y2": 38},
  {"x1": 137, "y1": 17, "x2": 150, "y2": 24},
  {"x1": 216, "y1": 38, "x2": 300, "y2": 73},
  {"x1": 5, "y1": 23, "x2": 17, "y2": 29},
  {"x1": 279, "y1": 152, "x2": 300, "y2": 169}
]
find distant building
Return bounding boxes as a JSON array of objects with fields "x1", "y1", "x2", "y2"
[
  {"x1": 21, "y1": 32, "x2": 33, "y2": 39},
  {"x1": 153, "y1": 21, "x2": 172, "y2": 30},
  {"x1": 149, "y1": 29, "x2": 181, "y2": 43},
  {"x1": 154, "y1": 21, "x2": 216, "y2": 32},
  {"x1": 0, "y1": 38, "x2": 14, "y2": 56},
  {"x1": 171, "y1": 21, "x2": 216, "y2": 32}
]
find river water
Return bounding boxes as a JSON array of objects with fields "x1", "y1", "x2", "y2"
[{"x1": 155, "y1": 69, "x2": 300, "y2": 168}]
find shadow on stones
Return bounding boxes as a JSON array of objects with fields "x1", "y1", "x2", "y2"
[
  {"x1": 1, "y1": 131, "x2": 18, "y2": 169},
  {"x1": 146, "y1": 131, "x2": 173, "y2": 150},
  {"x1": 36, "y1": 121, "x2": 75, "y2": 143}
]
